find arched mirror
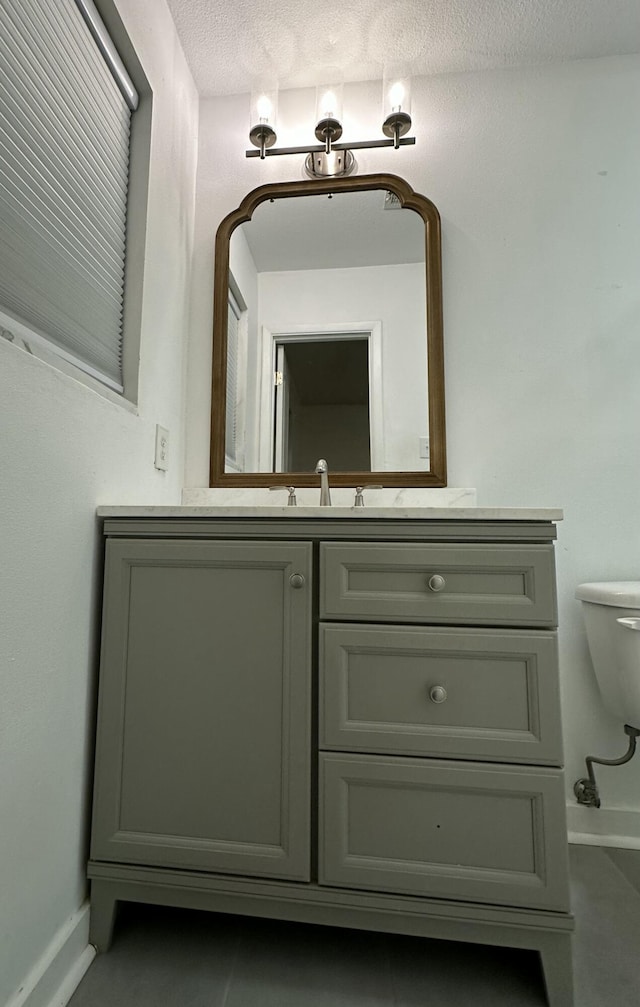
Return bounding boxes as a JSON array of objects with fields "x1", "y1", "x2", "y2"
[{"x1": 210, "y1": 173, "x2": 446, "y2": 487}]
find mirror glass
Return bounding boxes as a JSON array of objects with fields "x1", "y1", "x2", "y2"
[{"x1": 210, "y1": 175, "x2": 446, "y2": 488}]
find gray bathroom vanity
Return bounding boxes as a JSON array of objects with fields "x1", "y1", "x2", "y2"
[{"x1": 88, "y1": 507, "x2": 573, "y2": 1006}]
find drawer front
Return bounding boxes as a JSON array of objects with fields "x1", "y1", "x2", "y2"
[
  {"x1": 320, "y1": 624, "x2": 563, "y2": 764},
  {"x1": 320, "y1": 542, "x2": 557, "y2": 626},
  {"x1": 319, "y1": 753, "x2": 570, "y2": 911}
]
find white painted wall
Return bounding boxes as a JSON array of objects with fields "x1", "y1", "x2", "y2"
[
  {"x1": 186, "y1": 55, "x2": 640, "y2": 843},
  {"x1": 0, "y1": 2, "x2": 199, "y2": 1003},
  {"x1": 258, "y1": 263, "x2": 427, "y2": 470}
]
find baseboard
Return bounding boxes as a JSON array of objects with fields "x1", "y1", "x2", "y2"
[
  {"x1": 6, "y1": 902, "x2": 96, "y2": 1007},
  {"x1": 567, "y1": 803, "x2": 640, "y2": 850}
]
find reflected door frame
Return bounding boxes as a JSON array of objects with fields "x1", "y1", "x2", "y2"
[
  {"x1": 258, "y1": 321, "x2": 384, "y2": 473},
  {"x1": 273, "y1": 342, "x2": 290, "y2": 471}
]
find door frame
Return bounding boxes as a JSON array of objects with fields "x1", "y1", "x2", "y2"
[{"x1": 258, "y1": 320, "x2": 384, "y2": 472}]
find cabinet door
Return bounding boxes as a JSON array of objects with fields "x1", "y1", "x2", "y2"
[{"x1": 91, "y1": 539, "x2": 312, "y2": 881}]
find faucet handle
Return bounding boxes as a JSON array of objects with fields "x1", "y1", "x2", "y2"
[
  {"x1": 268, "y1": 485, "x2": 297, "y2": 506},
  {"x1": 353, "y1": 485, "x2": 382, "y2": 507}
]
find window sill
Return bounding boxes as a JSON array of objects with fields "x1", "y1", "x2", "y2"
[{"x1": 0, "y1": 310, "x2": 138, "y2": 415}]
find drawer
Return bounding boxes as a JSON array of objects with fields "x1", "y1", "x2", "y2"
[
  {"x1": 319, "y1": 753, "x2": 570, "y2": 912},
  {"x1": 320, "y1": 542, "x2": 557, "y2": 626},
  {"x1": 320, "y1": 624, "x2": 563, "y2": 765}
]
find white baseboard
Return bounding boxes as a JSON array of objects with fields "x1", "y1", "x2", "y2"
[
  {"x1": 567, "y1": 803, "x2": 640, "y2": 850},
  {"x1": 6, "y1": 902, "x2": 96, "y2": 1007}
]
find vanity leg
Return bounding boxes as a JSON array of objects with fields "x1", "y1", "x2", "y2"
[
  {"x1": 538, "y1": 933, "x2": 573, "y2": 1007},
  {"x1": 89, "y1": 881, "x2": 119, "y2": 952}
]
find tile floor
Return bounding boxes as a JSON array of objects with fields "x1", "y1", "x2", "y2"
[{"x1": 69, "y1": 846, "x2": 640, "y2": 1007}]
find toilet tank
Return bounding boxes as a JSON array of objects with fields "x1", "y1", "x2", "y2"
[{"x1": 576, "y1": 582, "x2": 640, "y2": 725}]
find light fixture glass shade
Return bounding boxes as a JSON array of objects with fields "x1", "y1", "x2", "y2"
[
  {"x1": 250, "y1": 85, "x2": 278, "y2": 128},
  {"x1": 315, "y1": 79, "x2": 343, "y2": 124},
  {"x1": 314, "y1": 75, "x2": 344, "y2": 151},
  {"x1": 249, "y1": 84, "x2": 278, "y2": 157},
  {"x1": 382, "y1": 70, "x2": 412, "y2": 146}
]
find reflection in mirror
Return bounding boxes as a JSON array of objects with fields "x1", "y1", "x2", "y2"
[
  {"x1": 210, "y1": 175, "x2": 446, "y2": 488},
  {"x1": 275, "y1": 338, "x2": 370, "y2": 472}
]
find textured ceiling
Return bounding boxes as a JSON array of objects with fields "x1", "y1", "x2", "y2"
[{"x1": 165, "y1": 0, "x2": 640, "y2": 96}]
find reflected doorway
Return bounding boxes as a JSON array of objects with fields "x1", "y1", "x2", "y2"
[{"x1": 273, "y1": 337, "x2": 371, "y2": 472}]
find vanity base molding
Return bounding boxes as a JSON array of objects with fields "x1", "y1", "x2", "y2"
[{"x1": 88, "y1": 862, "x2": 573, "y2": 1007}]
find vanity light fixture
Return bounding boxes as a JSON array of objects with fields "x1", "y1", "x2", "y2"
[
  {"x1": 382, "y1": 71, "x2": 412, "y2": 149},
  {"x1": 248, "y1": 86, "x2": 278, "y2": 160},
  {"x1": 247, "y1": 75, "x2": 415, "y2": 177},
  {"x1": 314, "y1": 80, "x2": 344, "y2": 152}
]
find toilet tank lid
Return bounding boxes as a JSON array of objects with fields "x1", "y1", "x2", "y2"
[{"x1": 576, "y1": 582, "x2": 640, "y2": 607}]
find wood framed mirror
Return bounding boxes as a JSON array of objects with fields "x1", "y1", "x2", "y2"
[{"x1": 210, "y1": 173, "x2": 446, "y2": 487}]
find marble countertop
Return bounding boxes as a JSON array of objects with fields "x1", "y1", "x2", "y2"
[{"x1": 97, "y1": 504, "x2": 563, "y2": 521}]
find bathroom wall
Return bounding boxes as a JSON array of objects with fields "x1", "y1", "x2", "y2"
[
  {"x1": 186, "y1": 54, "x2": 640, "y2": 845},
  {"x1": 0, "y1": 2, "x2": 198, "y2": 1004}
]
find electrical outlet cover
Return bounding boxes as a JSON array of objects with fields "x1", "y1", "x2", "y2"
[{"x1": 154, "y1": 425, "x2": 169, "y2": 471}]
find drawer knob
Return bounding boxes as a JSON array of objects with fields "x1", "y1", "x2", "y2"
[
  {"x1": 289, "y1": 573, "x2": 306, "y2": 589},
  {"x1": 429, "y1": 685, "x2": 448, "y2": 704},
  {"x1": 428, "y1": 574, "x2": 446, "y2": 592}
]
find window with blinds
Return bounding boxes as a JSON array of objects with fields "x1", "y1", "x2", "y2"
[{"x1": 0, "y1": 0, "x2": 138, "y2": 391}]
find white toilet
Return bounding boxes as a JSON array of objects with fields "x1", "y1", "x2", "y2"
[{"x1": 576, "y1": 581, "x2": 640, "y2": 728}]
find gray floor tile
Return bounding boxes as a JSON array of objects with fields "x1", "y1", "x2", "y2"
[
  {"x1": 67, "y1": 847, "x2": 640, "y2": 1007},
  {"x1": 604, "y1": 847, "x2": 640, "y2": 896},
  {"x1": 67, "y1": 905, "x2": 241, "y2": 1007},
  {"x1": 569, "y1": 845, "x2": 640, "y2": 1007},
  {"x1": 223, "y1": 917, "x2": 394, "y2": 1007},
  {"x1": 384, "y1": 932, "x2": 546, "y2": 1005}
]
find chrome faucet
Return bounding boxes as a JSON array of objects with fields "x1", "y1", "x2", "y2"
[{"x1": 315, "y1": 458, "x2": 331, "y2": 506}]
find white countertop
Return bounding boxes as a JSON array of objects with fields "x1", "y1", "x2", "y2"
[{"x1": 97, "y1": 505, "x2": 563, "y2": 521}]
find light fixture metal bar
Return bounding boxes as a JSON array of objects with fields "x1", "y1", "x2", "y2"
[{"x1": 246, "y1": 136, "x2": 415, "y2": 158}]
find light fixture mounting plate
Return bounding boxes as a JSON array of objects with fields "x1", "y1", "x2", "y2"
[{"x1": 305, "y1": 149, "x2": 356, "y2": 178}]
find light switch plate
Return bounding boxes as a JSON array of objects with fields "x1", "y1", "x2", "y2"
[
  {"x1": 154, "y1": 425, "x2": 169, "y2": 471},
  {"x1": 419, "y1": 436, "x2": 430, "y2": 460}
]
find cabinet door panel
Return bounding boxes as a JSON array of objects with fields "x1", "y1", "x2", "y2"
[
  {"x1": 320, "y1": 624, "x2": 563, "y2": 764},
  {"x1": 319, "y1": 754, "x2": 570, "y2": 911},
  {"x1": 91, "y1": 539, "x2": 312, "y2": 881},
  {"x1": 320, "y1": 542, "x2": 557, "y2": 626}
]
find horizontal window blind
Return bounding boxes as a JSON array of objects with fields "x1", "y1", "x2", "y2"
[{"x1": 0, "y1": 0, "x2": 138, "y2": 389}]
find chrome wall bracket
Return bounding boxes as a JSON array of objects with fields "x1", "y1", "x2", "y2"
[{"x1": 305, "y1": 149, "x2": 355, "y2": 178}]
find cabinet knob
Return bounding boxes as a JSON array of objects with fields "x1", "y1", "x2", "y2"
[
  {"x1": 429, "y1": 685, "x2": 448, "y2": 704},
  {"x1": 428, "y1": 574, "x2": 446, "y2": 592},
  {"x1": 289, "y1": 573, "x2": 305, "y2": 589}
]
